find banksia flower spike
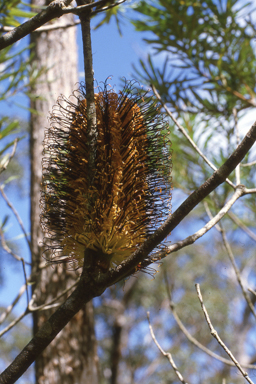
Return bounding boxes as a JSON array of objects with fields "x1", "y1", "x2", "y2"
[{"x1": 40, "y1": 80, "x2": 172, "y2": 272}]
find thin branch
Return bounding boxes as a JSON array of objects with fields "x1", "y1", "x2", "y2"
[
  {"x1": 0, "y1": 284, "x2": 27, "y2": 325},
  {"x1": 219, "y1": 224, "x2": 256, "y2": 320},
  {"x1": 152, "y1": 85, "x2": 236, "y2": 189},
  {"x1": 0, "y1": 20, "x2": 81, "y2": 33},
  {"x1": 0, "y1": 311, "x2": 28, "y2": 338},
  {"x1": 28, "y1": 278, "x2": 79, "y2": 312},
  {"x1": 147, "y1": 312, "x2": 189, "y2": 384},
  {"x1": 227, "y1": 211, "x2": 256, "y2": 243},
  {"x1": 166, "y1": 295, "x2": 256, "y2": 370},
  {"x1": 92, "y1": 0, "x2": 126, "y2": 15},
  {"x1": 164, "y1": 186, "x2": 244, "y2": 256},
  {"x1": 196, "y1": 284, "x2": 254, "y2": 384},
  {"x1": 0, "y1": 139, "x2": 17, "y2": 175},
  {"x1": 203, "y1": 201, "x2": 221, "y2": 231},
  {"x1": 0, "y1": 186, "x2": 31, "y2": 250},
  {"x1": 0, "y1": 226, "x2": 31, "y2": 265},
  {"x1": 248, "y1": 288, "x2": 256, "y2": 297},
  {"x1": 233, "y1": 108, "x2": 241, "y2": 185},
  {"x1": 240, "y1": 160, "x2": 256, "y2": 167},
  {"x1": 0, "y1": 277, "x2": 78, "y2": 338},
  {"x1": 21, "y1": 258, "x2": 29, "y2": 307},
  {"x1": 77, "y1": 0, "x2": 97, "y2": 184},
  {"x1": 244, "y1": 188, "x2": 256, "y2": 194}
]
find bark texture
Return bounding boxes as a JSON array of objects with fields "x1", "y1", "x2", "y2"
[{"x1": 30, "y1": 1, "x2": 99, "y2": 383}]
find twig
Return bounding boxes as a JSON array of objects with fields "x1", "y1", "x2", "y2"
[
  {"x1": 147, "y1": 312, "x2": 189, "y2": 384},
  {"x1": 203, "y1": 201, "x2": 221, "y2": 231},
  {"x1": 233, "y1": 108, "x2": 240, "y2": 185},
  {"x1": 0, "y1": 278, "x2": 79, "y2": 338},
  {"x1": 168, "y1": 299, "x2": 256, "y2": 370},
  {"x1": 0, "y1": 139, "x2": 18, "y2": 175},
  {"x1": 240, "y1": 160, "x2": 256, "y2": 167},
  {"x1": 248, "y1": 288, "x2": 256, "y2": 297},
  {"x1": 92, "y1": 0, "x2": 125, "y2": 15},
  {"x1": 0, "y1": 186, "x2": 31, "y2": 250},
  {"x1": 0, "y1": 20, "x2": 81, "y2": 33},
  {"x1": 219, "y1": 224, "x2": 256, "y2": 320},
  {"x1": 164, "y1": 274, "x2": 256, "y2": 370},
  {"x1": 0, "y1": 284, "x2": 27, "y2": 325},
  {"x1": 28, "y1": 278, "x2": 79, "y2": 312},
  {"x1": 152, "y1": 85, "x2": 236, "y2": 189},
  {"x1": 244, "y1": 188, "x2": 256, "y2": 194},
  {"x1": 165, "y1": 186, "x2": 244, "y2": 255},
  {"x1": 0, "y1": 226, "x2": 31, "y2": 265},
  {"x1": 77, "y1": 0, "x2": 97, "y2": 184},
  {"x1": 196, "y1": 284, "x2": 255, "y2": 384},
  {"x1": 227, "y1": 211, "x2": 256, "y2": 243},
  {"x1": 21, "y1": 258, "x2": 29, "y2": 307},
  {"x1": 0, "y1": 311, "x2": 27, "y2": 338}
]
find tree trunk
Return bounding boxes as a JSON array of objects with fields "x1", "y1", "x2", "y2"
[{"x1": 30, "y1": 1, "x2": 99, "y2": 383}]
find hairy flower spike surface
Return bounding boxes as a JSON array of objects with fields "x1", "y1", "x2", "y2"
[{"x1": 40, "y1": 80, "x2": 172, "y2": 271}]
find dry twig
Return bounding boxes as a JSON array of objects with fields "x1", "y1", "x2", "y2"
[
  {"x1": 0, "y1": 187, "x2": 31, "y2": 250},
  {"x1": 0, "y1": 139, "x2": 18, "y2": 175},
  {"x1": 219, "y1": 224, "x2": 256, "y2": 320},
  {"x1": 196, "y1": 284, "x2": 254, "y2": 384},
  {"x1": 147, "y1": 312, "x2": 188, "y2": 384},
  {"x1": 164, "y1": 274, "x2": 256, "y2": 370}
]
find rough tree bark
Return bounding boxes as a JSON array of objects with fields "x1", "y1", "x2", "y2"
[{"x1": 30, "y1": 1, "x2": 99, "y2": 383}]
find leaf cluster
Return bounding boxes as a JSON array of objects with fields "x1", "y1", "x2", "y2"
[
  {"x1": 132, "y1": 0, "x2": 256, "y2": 118},
  {"x1": 0, "y1": 0, "x2": 36, "y2": 28}
]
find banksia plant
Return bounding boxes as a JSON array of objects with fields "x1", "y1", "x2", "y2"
[{"x1": 40, "y1": 80, "x2": 171, "y2": 272}]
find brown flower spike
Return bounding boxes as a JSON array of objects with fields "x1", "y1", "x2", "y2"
[{"x1": 40, "y1": 80, "x2": 171, "y2": 272}]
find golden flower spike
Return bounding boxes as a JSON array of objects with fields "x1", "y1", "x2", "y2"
[{"x1": 40, "y1": 80, "x2": 172, "y2": 273}]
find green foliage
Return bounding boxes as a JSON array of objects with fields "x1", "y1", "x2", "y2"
[
  {"x1": 132, "y1": 0, "x2": 256, "y2": 118},
  {"x1": 0, "y1": 0, "x2": 36, "y2": 27},
  {"x1": 93, "y1": 0, "x2": 130, "y2": 35}
]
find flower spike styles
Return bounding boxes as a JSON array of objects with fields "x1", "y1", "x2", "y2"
[{"x1": 40, "y1": 80, "x2": 172, "y2": 272}]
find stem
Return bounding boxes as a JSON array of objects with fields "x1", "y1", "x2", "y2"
[{"x1": 77, "y1": 1, "x2": 97, "y2": 184}]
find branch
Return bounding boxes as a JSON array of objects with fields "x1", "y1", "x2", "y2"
[
  {"x1": 0, "y1": 0, "x2": 125, "y2": 50},
  {"x1": 196, "y1": 284, "x2": 254, "y2": 384},
  {"x1": 164, "y1": 186, "x2": 244, "y2": 255},
  {"x1": 147, "y1": 312, "x2": 189, "y2": 384}
]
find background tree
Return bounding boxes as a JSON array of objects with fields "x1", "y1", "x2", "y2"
[{"x1": 0, "y1": 1, "x2": 256, "y2": 384}]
